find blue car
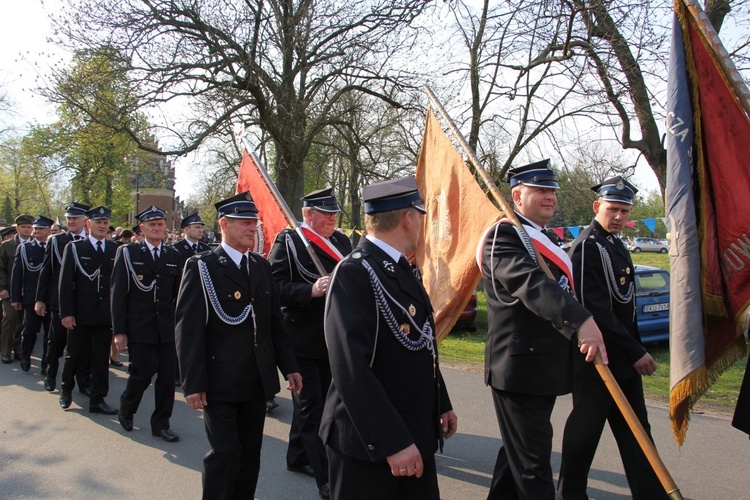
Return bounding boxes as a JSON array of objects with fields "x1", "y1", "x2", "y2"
[{"x1": 634, "y1": 265, "x2": 670, "y2": 344}]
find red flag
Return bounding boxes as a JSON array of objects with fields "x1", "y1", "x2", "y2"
[
  {"x1": 416, "y1": 110, "x2": 502, "y2": 342},
  {"x1": 551, "y1": 227, "x2": 564, "y2": 240},
  {"x1": 236, "y1": 150, "x2": 289, "y2": 257},
  {"x1": 667, "y1": 0, "x2": 750, "y2": 444}
]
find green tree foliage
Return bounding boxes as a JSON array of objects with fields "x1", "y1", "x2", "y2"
[
  {"x1": 0, "y1": 137, "x2": 55, "y2": 221},
  {"x1": 50, "y1": 0, "x2": 430, "y2": 215},
  {"x1": 27, "y1": 47, "x2": 159, "y2": 225}
]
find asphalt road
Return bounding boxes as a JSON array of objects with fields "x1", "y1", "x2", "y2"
[{"x1": 1, "y1": 346, "x2": 747, "y2": 499}]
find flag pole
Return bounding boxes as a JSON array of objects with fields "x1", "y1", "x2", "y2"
[
  {"x1": 240, "y1": 136, "x2": 328, "y2": 276},
  {"x1": 423, "y1": 86, "x2": 683, "y2": 500}
]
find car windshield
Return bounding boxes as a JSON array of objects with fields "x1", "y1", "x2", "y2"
[{"x1": 635, "y1": 271, "x2": 670, "y2": 297}]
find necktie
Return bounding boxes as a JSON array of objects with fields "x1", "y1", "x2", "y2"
[
  {"x1": 40, "y1": 242, "x2": 45, "y2": 249},
  {"x1": 153, "y1": 246, "x2": 160, "y2": 264},
  {"x1": 398, "y1": 256, "x2": 414, "y2": 276},
  {"x1": 192, "y1": 244, "x2": 197, "y2": 254},
  {"x1": 240, "y1": 254, "x2": 249, "y2": 281},
  {"x1": 96, "y1": 240, "x2": 103, "y2": 255}
]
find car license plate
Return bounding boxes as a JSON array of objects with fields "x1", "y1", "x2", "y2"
[{"x1": 643, "y1": 303, "x2": 669, "y2": 313}]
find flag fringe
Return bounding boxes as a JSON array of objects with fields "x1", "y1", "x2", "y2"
[
  {"x1": 702, "y1": 292, "x2": 728, "y2": 317},
  {"x1": 670, "y1": 335, "x2": 747, "y2": 445}
]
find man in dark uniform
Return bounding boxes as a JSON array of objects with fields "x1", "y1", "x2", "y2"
[
  {"x1": 0, "y1": 214, "x2": 34, "y2": 363},
  {"x1": 558, "y1": 177, "x2": 666, "y2": 499},
  {"x1": 11, "y1": 215, "x2": 53, "y2": 372},
  {"x1": 320, "y1": 176, "x2": 458, "y2": 500},
  {"x1": 170, "y1": 211, "x2": 211, "y2": 387},
  {"x1": 269, "y1": 187, "x2": 352, "y2": 498},
  {"x1": 112, "y1": 205, "x2": 181, "y2": 442},
  {"x1": 176, "y1": 191, "x2": 302, "y2": 499},
  {"x1": 478, "y1": 160, "x2": 608, "y2": 500},
  {"x1": 58, "y1": 206, "x2": 119, "y2": 415},
  {"x1": 172, "y1": 212, "x2": 211, "y2": 264},
  {"x1": 36, "y1": 202, "x2": 91, "y2": 392}
]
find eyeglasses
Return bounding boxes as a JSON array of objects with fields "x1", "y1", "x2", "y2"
[{"x1": 313, "y1": 210, "x2": 338, "y2": 218}]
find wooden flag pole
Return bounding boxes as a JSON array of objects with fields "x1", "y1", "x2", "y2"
[
  {"x1": 240, "y1": 136, "x2": 328, "y2": 276},
  {"x1": 423, "y1": 86, "x2": 683, "y2": 500}
]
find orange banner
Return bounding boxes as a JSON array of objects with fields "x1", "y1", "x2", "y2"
[
  {"x1": 236, "y1": 150, "x2": 289, "y2": 258},
  {"x1": 416, "y1": 109, "x2": 502, "y2": 342}
]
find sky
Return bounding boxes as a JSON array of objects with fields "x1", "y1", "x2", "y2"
[{"x1": 1, "y1": 0, "x2": 669, "y2": 200}]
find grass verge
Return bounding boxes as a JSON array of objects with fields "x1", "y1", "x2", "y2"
[{"x1": 442, "y1": 291, "x2": 749, "y2": 415}]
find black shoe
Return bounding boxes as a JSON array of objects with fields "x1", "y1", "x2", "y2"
[
  {"x1": 318, "y1": 483, "x2": 330, "y2": 498},
  {"x1": 287, "y1": 464, "x2": 315, "y2": 477},
  {"x1": 118, "y1": 413, "x2": 134, "y2": 432},
  {"x1": 44, "y1": 378, "x2": 56, "y2": 392},
  {"x1": 109, "y1": 357, "x2": 123, "y2": 367},
  {"x1": 2, "y1": 355, "x2": 12, "y2": 364},
  {"x1": 90, "y1": 402, "x2": 118, "y2": 415},
  {"x1": 79, "y1": 386, "x2": 92, "y2": 397},
  {"x1": 265, "y1": 399, "x2": 279, "y2": 412},
  {"x1": 20, "y1": 359, "x2": 30, "y2": 372},
  {"x1": 152, "y1": 428, "x2": 179, "y2": 442},
  {"x1": 60, "y1": 391, "x2": 72, "y2": 409}
]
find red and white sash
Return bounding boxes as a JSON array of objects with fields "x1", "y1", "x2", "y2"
[
  {"x1": 476, "y1": 219, "x2": 575, "y2": 294},
  {"x1": 300, "y1": 223, "x2": 344, "y2": 262}
]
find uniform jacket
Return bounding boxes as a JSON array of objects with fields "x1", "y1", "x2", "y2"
[
  {"x1": 0, "y1": 235, "x2": 25, "y2": 293},
  {"x1": 320, "y1": 238, "x2": 452, "y2": 463},
  {"x1": 58, "y1": 238, "x2": 117, "y2": 326},
  {"x1": 110, "y1": 242, "x2": 181, "y2": 344},
  {"x1": 171, "y1": 238, "x2": 211, "y2": 272},
  {"x1": 268, "y1": 228, "x2": 352, "y2": 359},
  {"x1": 10, "y1": 241, "x2": 45, "y2": 305},
  {"x1": 175, "y1": 246, "x2": 297, "y2": 402},
  {"x1": 36, "y1": 232, "x2": 77, "y2": 310},
  {"x1": 732, "y1": 356, "x2": 750, "y2": 435},
  {"x1": 479, "y1": 214, "x2": 592, "y2": 396},
  {"x1": 569, "y1": 219, "x2": 646, "y2": 380}
]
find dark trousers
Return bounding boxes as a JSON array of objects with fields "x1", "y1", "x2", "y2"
[
  {"x1": 1, "y1": 299, "x2": 21, "y2": 356},
  {"x1": 20, "y1": 304, "x2": 50, "y2": 368},
  {"x1": 202, "y1": 399, "x2": 266, "y2": 500},
  {"x1": 287, "y1": 356, "x2": 331, "y2": 486},
  {"x1": 326, "y1": 442, "x2": 439, "y2": 500},
  {"x1": 557, "y1": 375, "x2": 668, "y2": 500},
  {"x1": 120, "y1": 341, "x2": 177, "y2": 433},
  {"x1": 61, "y1": 324, "x2": 111, "y2": 406},
  {"x1": 488, "y1": 388, "x2": 557, "y2": 500},
  {"x1": 45, "y1": 310, "x2": 91, "y2": 389}
]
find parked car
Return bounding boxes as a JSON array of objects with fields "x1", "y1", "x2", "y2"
[
  {"x1": 453, "y1": 292, "x2": 478, "y2": 332},
  {"x1": 628, "y1": 237, "x2": 668, "y2": 253},
  {"x1": 634, "y1": 265, "x2": 670, "y2": 344}
]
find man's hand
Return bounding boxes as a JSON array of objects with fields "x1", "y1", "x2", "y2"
[
  {"x1": 577, "y1": 316, "x2": 608, "y2": 364},
  {"x1": 311, "y1": 276, "x2": 331, "y2": 298},
  {"x1": 185, "y1": 392, "x2": 208, "y2": 410},
  {"x1": 440, "y1": 410, "x2": 458, "y2": 439},
  {"x1": 633, "y1": 352, "x2": 657, "y2": 376},
  {"x1": 11, "y1": 302, "x2": 21, "y2": 311},
  {"x1": 0, "y1": 289, "x2": 9, "y2": 300},
  {"x1": 114, "y1": 333, "x2": 128, "y2": 352},
  {"x1": 34, "y1": 301, "x2": 46, "y2": 317},
  {"x1": 61, "y1": 316, "x2": 76, "y2": 330},
  {"x1": 387, "y1": 443, "x2": 423, "y2": 478},
  {"x1": 286, "y1": 372, "x2": 303, "y2": 395}
]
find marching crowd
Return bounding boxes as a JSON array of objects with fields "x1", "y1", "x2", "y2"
[{"x1": 0, "y1": 162, "x2": 667, "y2": 500}]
